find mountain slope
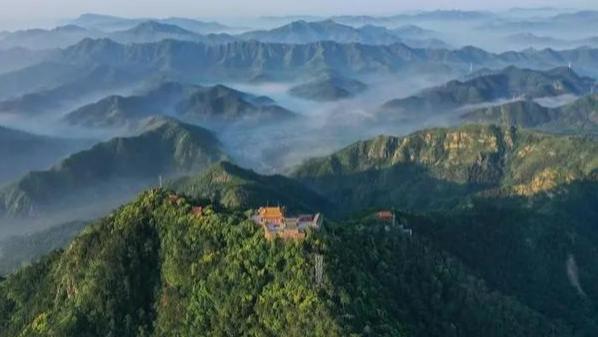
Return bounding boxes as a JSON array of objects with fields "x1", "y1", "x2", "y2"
[
  {"x1": 0, "y1": 118, "x2": 227, "y2": 219},
  {"x1": 0, "y1": 25, "x2": 99, "y2": 50},
  {"x1": 110, "y1": 21, "x2": 236, "y2": 45},
  {"x1": 5, "y1": 37, "x2": 598, "y2": 91},
  {"x1": 170, "y1": 161, "x2": 332, "y2": 214},
  {"x1": 294, "y1": 124, "x2": 598, "y2": 334},
  {"x1": 380, "y1": 66, "x2": 594, "y2": 117},
  {"x1": 240, "y1": 19, "x2": 401, "y2": 45},
  {"x1": 0, "y1": 189, "x2": 571, "y2": 337},
  {"x1": 294, "y1": 124, "x2": 598, "y2": 211},
  {"x1": 64, "y1": 82, "x2": 295, "y2": 128},
  {"x1": 0, "y1": 221, "x2": 86, "y2": 275},
  {"x1": 288, "y1": 74, "x2": 367, "y2": 101},
  {"x1": 0, "y1": 64, "x2": 148, "y2": 115},
  {"x1": 0, "y1": 126, "x2": 92, "y2": 185},
  {"x1": 176, "y1": 84, "x2": 295, "y2": 122},
  {"x1": 461, "y1": 94, "x2": 598, "y2": 134}
]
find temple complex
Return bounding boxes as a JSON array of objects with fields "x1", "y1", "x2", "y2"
[{"x1": 253, "y1": 206, "x2": 322, "y2": 240}]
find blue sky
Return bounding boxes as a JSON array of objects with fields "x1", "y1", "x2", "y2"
[{"x1": 0, "y1": 0, "x2": 597, "y2": 29}]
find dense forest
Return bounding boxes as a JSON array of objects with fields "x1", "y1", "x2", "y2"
[{"x1": 0, "y1": 190, "x2": 573, "y2": 337}]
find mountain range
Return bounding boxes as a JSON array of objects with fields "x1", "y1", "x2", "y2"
[
  {"x1": 504, "y1": 33, "x2": 598, "y2": 50},
  {"x1": 0, "y1": 126, "x2": 92, "y2": 185},
  {"x1": 0, "y1": 21, "x2": 238, "y2": 51},
  {"x1": 170, "y1": 161, "x2": 333, "y2": 213},
  {"x1": 0, "y1": 63, "x2": 147, "y2": 115},
  {"x1": 239, "y1": 20, "x2": 450, "y2": 49},
  {"x1": 294, "y1": 124, "x2": 597, "y2": 212},
  {"x1": 0, "y1": 122, "x2": 597, "y2": 335},
  {"x1": 462, "y1": 94, "x2": 598, "y2": 133},
  {"x1": 293, "y1": 124, "x2": 598, "y2": 332},
  {"x1": 109, "y1": 21, "x2": 237, "y2": 45},
  {"x1": 4, "y1": 37, "x2": 598, "y2": 105},
  {"x1": 379, "y1": 66, "x2": 594, "y2": 119},
  {"x1": 64, "y1": 82, "x2": 295, "y2": 129},
  {"x1": 0, "y1": 118, "x2": 226, "y2": 220},
  {"x1": 70, "y1": 13, "x2": 233, "y2": 33}
]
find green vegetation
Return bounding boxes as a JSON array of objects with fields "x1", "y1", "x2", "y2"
[
  {"x1": 294, "y1": 124, "x2": 598, "y2": 335},
  {"x1": 169, "y1": 161, "x2": 334, "y2": 214},
  {"x1": 1, "y1": 124, "x2": 597, "y2": 336},
  {"x1": 0, "y1": 118, "x2": 226, "y2": 218},
  {"x1": 0, "y1": 190, "x2": 571, "y2": 337},
  {"x1": 294, "y1": 124, "x2": 598, "y2": 212}
]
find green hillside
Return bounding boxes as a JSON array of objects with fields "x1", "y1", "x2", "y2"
[
  {"x1": 294, "y1": 124, "x2": 598, "y2": 212},
  {"x1": 0, "y1": 118, "x2": 227, "y2": 218},
  {"x1": 0, "y1": 189, "x2": 569, "y2": 337},
  {"x1": 294, "y1": 124, "x2": 598, "y2": 335},
  {"x1": 169, "y1": 161, "x2": 333, "y2": 214}
]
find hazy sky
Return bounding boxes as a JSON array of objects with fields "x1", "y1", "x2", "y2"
[{"x1": 0, "y1": 0, "x2": 597, "y2": 29}]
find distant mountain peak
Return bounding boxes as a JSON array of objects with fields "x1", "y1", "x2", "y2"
[{"x1": 123, "y1": 20, "x2": 196, "y2": 35}]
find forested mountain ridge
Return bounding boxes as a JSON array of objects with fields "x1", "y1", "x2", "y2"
[
  {"x1": 293, "y1": 124, "x2": 598, "y2": 335},
  {"x1": 169, "y1": 161, "x2": 334, "y2": 214},
  {"x1": 294, "y1": 124, "x2": 598, "y2": 210},
  {"x1": 0, "y1": 189, "x2": 572, "y2": 337},
  {"x1": 0, "y1": 118, "x2": 227, "y2": 219}
]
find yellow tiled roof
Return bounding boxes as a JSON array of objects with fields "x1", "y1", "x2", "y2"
[{"x1": 259, "y1": 207, "x2": 285, "y2": 218}]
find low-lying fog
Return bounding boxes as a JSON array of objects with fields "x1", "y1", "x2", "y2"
[
  {"x1": 220, "y1": 73, "x2": 455, "y2": 174},
  {"x1": 0, "y1": 67, "x2": 588, "y2": 241}
]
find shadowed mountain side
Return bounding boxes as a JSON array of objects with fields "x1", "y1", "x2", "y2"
[
  {"x1": 0, "y1": 126, "x2": 94, "y2": 185},
  {"x1": 379, "y1": 66, "x2": 595, "y2": 118},
  {"x1": 169, "y1": 161, "x2": 333, "y2": 215},
  {"x1": 0, "y1": 64, "x2": 149, "y2": 115},
  {"x1": 461, "y1": 95, "x2": 598, "y2": 134},
  {"x1": 409, "y1": 179, "x2": 598, "y2": 336},
  {"x1": 297, "y1": 163, "x2": 480, "y2": 216},
  {"x1": 293, "y1": 125, "x2": 598, "y2": 214},
  {"x1": 0, "y1": 118, "x2": 227, "y2": 220}
]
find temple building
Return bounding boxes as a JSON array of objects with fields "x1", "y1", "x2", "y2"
[{"x1": 253, "y1": 206, "x2": 322, "y2": 240}]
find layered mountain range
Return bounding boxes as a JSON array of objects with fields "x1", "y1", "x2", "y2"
[
  {"x1": 0, "y1": 126, "x2": 92, "y2": 185},
  {"x1": 379, "y1": 66, "x2": 594, "y2": 119},
  {"x1": 462, "y1": 94, "x2": 598, "y2": 133},
  {"x1": 64, "y1": 82, "x2": 295, "y2": 128},
  {"x1": 1, "y1": 123, "x2": 597, "y2": 336},
  {"x1": 2, "y1": 9, "x2": 598, "y2": 337}
]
